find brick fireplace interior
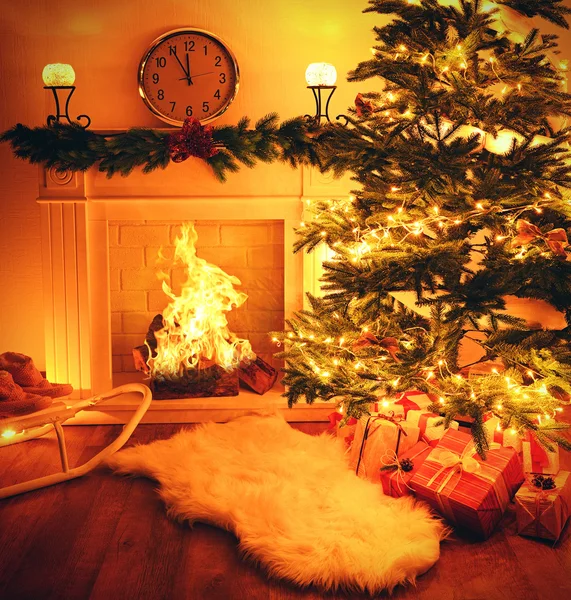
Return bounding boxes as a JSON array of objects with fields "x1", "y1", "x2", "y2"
[{"x1": 108, "y1": 219, "x2": 285, "y2": 388}]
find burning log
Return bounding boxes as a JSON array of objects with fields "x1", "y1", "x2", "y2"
[
  {"x1": 132, "y1": 314, "x2": 278, "y2": 396},
  {"x1": 151, "y1": 362, "x2": 239, "y2": 399}
]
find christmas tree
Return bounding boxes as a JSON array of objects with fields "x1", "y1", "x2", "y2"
[{"x1": 274, "y1": 0, "x2": 571, "y2": 455}]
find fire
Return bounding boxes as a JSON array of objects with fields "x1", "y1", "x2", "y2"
[{"x1": 147, "y1": 223, "x2": 255, "y2": 378}]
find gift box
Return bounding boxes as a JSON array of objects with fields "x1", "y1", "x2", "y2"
[
  {"x1": 327, "y1": 412, "x2": 358, "y2": 448},
  {"x1": 371, "y1": 399, "x2": 405, "y2": 418},
  {"x1": 483, "y1": 415, "x2": 523, "y2": 453},
  {"x1": 522, "y1": 433, "x2": 560, "y2": 474},
  {"x1": 380, "y1": 441, "x2": 432, "y2": 498},
  {"x1": 410, "y1": 429, "x2": 525, "y2": 539},
  {"x1": 348, "y1": 415, "x2": 421, "y2": 481},
  {"x1": 393, "y1": 390, "x2": 435, "y2": 417},
  {"x1": 406, "y1": 410, "x2": 459, "y2": 445},
  {"x1": 515, "y1": 472, "x2": 571, "y2": 542}
]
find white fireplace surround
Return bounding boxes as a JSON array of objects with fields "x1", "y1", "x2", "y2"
[{"x1": 37, "y1": 161, "x2": 352, "y2": 422}]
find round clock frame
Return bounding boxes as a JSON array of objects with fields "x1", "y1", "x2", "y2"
[{"x1": 138, "y1": 28, "x2": 240, "y2": 126}]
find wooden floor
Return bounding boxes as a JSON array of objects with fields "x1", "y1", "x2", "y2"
[{"x1": 1, "y1": 422, "x2": 571, "y2": 600}]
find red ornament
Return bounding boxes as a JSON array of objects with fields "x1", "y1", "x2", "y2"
[
  {"x1": 355, "y1": 93, "x2": 374, "y2": 117},
  {"x1": 167, "y1": 117, "x2": 219, "y2": 162}
]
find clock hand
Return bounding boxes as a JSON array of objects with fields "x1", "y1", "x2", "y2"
[
  {"x1": 185, "y1": 53, "x2": 193, "y2": 85},
  {"x1": 171, "y1": 51, "x2": 190, "y2": 81},
  {"x1": 178, "y1": 72, "x2": 213, "y2": 80}
]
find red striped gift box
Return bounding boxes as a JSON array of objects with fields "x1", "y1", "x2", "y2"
[{"x1": 409, "y1": 429, "x2": 525, "y2": 539}]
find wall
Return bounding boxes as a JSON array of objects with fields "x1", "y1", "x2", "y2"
[
  {"x1": 0, "y1": 0, "x2": 380, "y2": 368},
  {"x1": 1, "y1": 1, "x2": 570, "y2": 368}
]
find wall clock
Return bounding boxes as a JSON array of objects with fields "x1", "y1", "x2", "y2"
[{"x1": 138, "y1": 28, "x2": 239, "y2": 126}]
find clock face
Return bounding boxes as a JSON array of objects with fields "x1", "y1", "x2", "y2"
[{"x1": 138, "y1": 28, "x2": 239, "y2": 126}]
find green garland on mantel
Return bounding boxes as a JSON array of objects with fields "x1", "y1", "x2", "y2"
[{"x1": 0, "y1": 114, "x2": 323, "y2": 182}]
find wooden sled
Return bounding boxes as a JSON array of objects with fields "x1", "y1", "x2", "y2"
[{"x1": 0, "y1": 383, "x2": 152, "y2": 500}]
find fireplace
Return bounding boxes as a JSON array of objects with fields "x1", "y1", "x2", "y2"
[{"x1": 36, "y1": 161, "x2": 352, "y2": 422}]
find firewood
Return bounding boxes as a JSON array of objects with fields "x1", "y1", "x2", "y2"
[
  {"x1": 133, "y1": 314, "x2": 278, "y2": 396},
  {"x1": 239, "y1": 356, "x2": 278, "y2": 395},
  {"x1": 151, "y1": 365, "x2": 239, "y2": 399}
]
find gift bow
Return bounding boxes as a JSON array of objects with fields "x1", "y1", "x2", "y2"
[
  {"x1": 428, "y1": 447, "x2": 481, "y2": 479},
  {"x1": 513, "y1": 220, "x2": 568, "y2": 257}
]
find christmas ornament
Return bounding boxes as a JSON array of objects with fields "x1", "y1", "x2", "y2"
[
  {"x1": 167, "y1": 117, "x2": 219, "y2": 162},
  {"x1": 513, "y1": 220, "x2": 568, "y2": 257},
  {"x1": 355, "y1": 93, "x2": 374, "y2": 117}
]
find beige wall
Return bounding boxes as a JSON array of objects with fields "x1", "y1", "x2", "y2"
[{"x1": 1, "y1": 0, "x2": 570, "y2": 369}]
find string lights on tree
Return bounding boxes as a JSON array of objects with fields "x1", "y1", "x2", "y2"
[{"x1": 273, "y1": 0, "x2": 571, "y2": 456}]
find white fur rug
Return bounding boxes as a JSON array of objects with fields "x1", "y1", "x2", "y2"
[{"x1": 106, "y1": 414, "x2": 444, "y2": 594}]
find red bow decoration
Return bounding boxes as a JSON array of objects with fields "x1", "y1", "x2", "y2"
[
  {"x1": 167, "y1": 117, "x2": 219, "y2": 163},
  {"x1": 513, "y1": 220, "x2": 568, "y2": 257},
  {"x1": 353, "y1": 332, "x2": 401, "y2": 361},
  {"x1": 355, "y1": 93, "x2": 374, "y2": 117}
]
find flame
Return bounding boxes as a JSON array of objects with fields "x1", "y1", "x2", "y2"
[{"x1": 147, "y1": 223, "x2": 254, "y2": 378}]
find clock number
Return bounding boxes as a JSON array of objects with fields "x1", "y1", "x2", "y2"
[
  {"x1": 203, "y1": 45, "x2": 208, "y2": 56},
  {"x1": 169, "y1": 45, "x2": 177, "y2": 55},
  {"x1": 186, "y1": 105, "x2": 193, "y2": 116},
  {"x1": 219, "y1": 72, "x2": 226, "y2": 83},
  {"x1": 155, "y1": 57, "x2": 166, "y2": 68},
  {"x1": 215, "y1": 56, "x2": 222, "y2": 67},
  {"x1": 152, "y1": 73, "x2": 159, "y2": 84},
  {"x1": 170, "y1": 101, "x2": 176, "y2": 112},
  {"x1": 184, "y1": 40, "x2": 195, "y2": 52},
  {"x1": 214, "y1": 89, "x2": 220, "y2": 99},
  {"x1": 158, "y1": 89, "x2": 164, "y2": 100},
  {"x1": 202, "y1": 101, "x2": 209, "y2": 113}
]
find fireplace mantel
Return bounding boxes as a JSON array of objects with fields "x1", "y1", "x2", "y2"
[{"x1": 37, "y1": 162, "x2": 353, "y2": 423}]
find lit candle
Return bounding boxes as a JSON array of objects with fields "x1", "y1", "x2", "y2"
[
  {"x1": 42, "y1": 63, "x2": 76, "y2": 87},
  {"x1": 305, "y1": 62, "x2": 337, "y2": 86}
]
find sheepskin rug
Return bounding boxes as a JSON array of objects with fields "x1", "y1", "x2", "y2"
[{"x1": 106, "y1": 414, "x2": 444, "y2": 594}]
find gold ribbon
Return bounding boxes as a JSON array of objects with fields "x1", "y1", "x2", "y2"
[
  {"x1": 380, "y1": 444, "x2": 430, "y2": 495},
  {"x1": 355, "y1": 415, "x2": 408, "y2": 477}
]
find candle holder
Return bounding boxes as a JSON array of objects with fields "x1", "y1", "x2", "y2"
[
  {"x1": 304, "y1": 63, "x2": 349, "y2": 126},
  {"x1": 42, "y1": 63, "x2": 91, "y2": 129}
]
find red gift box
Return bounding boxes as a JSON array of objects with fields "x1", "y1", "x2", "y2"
[
  {"x1": 483, "y1": 415, "x2": 523, "y2": 453},
  {"x1": 522, "y1": 432, "x2": 560, "y2": 474},
  {"x1": 410, "y1": 429, "x2": 525, "y2": 539},
  {"x1": 406, "y1": 410, "x2": 459, "y2": 445},
  {"x1": 394, "y1": 390, "x2": 435, "y2": 417},
  {"x1": 380, "y1": 441, "x2": 433, "y2": 498},
  {"x1": 515, "y1": 472, "x2": 571, "y2": 542}
]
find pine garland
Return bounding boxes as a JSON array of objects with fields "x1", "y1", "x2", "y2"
[{"x1": 0, "y1": 114, "x2": 321, "y2": 182}]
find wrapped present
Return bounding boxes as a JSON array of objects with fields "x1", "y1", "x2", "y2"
[
  {"x1": 371, "y1": 398, "x2": 406, "y2": 418},
  {"x1": 515, "y1": 472, "x2": 571, "y2": 542},
  {"x1": 394, "y1": 390, "x2": 435, "y2": 417},
  {"x1": 406, "y1": 410, "x2": 459, "y2": 445},
  {"x1": 380, "y1": 441, "x2": 432, "y2": 498},
  {"x1": 348, "y1": 415, "x2": 421, "y2": 481},
  {"x1": 327, "y1": 412, "x2": 358, "y2": 448},
  {"x1": 483, "y1": 415, "x2": 523, "y2": 453},
  {"x1": 410, "y1": 429, "x2": 525, "y2": 539},
  {"x1": 522, "y1": 433, "x2": 559, "y2": 474}
]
